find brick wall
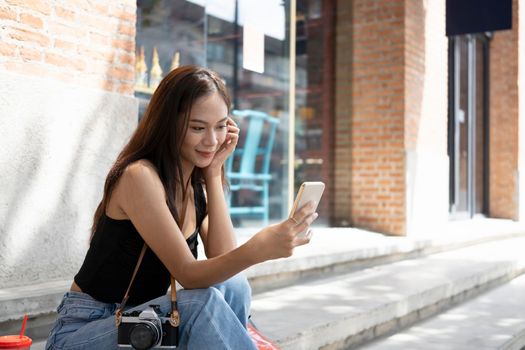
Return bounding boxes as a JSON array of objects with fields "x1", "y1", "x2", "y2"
[
  {"x1": 336, "y1": 0, "x2": 407, "y2": 234},
  {"x1": 489, "y1": 0, "x2": 519, "y2": 219},
  {"x1": 0, "y1": 0, "x2": 136, "y2": 94}
]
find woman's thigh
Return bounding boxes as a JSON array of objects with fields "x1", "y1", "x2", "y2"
[
  {"x1": 126, "y1": 280, "x2": 254, "y2": 349},
  {"x1": 47, "y1": 276, "x2": 253, "y2": 350},
  {"x1": 45, "y1": 292, "x2": 117, "y2": 350}
]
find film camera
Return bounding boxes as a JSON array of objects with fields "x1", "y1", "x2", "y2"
[{"x1": 117, "y1": 305, "x2": 178, "y2": 349}]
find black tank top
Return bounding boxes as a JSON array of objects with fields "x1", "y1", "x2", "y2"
[{"x1": 74, "y1": 183, "x2": 207, "y2": 305}]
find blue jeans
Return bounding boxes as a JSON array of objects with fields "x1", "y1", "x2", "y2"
[{"x1": 45, "y1": 274, "x2": 257, "y2": 350}]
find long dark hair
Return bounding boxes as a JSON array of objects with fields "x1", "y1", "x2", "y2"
[{"x1": 91, "y1": 65, "x2": 231, "y2": 237}]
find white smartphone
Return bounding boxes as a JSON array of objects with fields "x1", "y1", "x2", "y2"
[{"x1": 289, "y1": 181, "x2": 325, "y2": 237}]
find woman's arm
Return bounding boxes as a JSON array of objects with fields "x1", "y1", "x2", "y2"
[
  {"x1": 198, "y1": 116, "x2": 238, "y2": 257},
  {"x1": 198, "y1": 173, "x2": 236, "y2": 258},
  {"x1": 117, "y1": 161, "x2": 317, "y2": 289}
]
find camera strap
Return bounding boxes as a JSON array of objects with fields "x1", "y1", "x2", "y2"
[
  {"x1": 115, "y1": 243, "x2": 148, "y2": 326},
  {"x1": 114, "y1": 193, "x2": 190, "y2": 327},
  {"x1": 114, "y1": 243, "x2": 181, "y2": 327}
]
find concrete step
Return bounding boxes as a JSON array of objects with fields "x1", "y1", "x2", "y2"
[
  {"x1": 250, "y1": 236, "x2": 525, "y2": 350},
  {"x1": 360, "y1": 273, "x2": 525, "y2": 350},
  {"x1": 30, "y1": 340, "x2": 45, "y2": 350},
  {"x1": 242, "y1": 220, "x2": 525, "y2": 294},
  {"x1": 3, "y1": 219, "x2": 525, "y2": 346}
]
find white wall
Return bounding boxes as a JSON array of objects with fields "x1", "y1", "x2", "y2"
[
  {"x1": 0, "y1": 71, "x2": 137, "y2": 289},
  {"x1": 405, "y1": 0, "x2": 450, "y2": 235}
]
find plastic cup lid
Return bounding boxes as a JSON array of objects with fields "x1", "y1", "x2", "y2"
[{"x1": 0, "y1": 335, "x2": 33, "y2": 348}]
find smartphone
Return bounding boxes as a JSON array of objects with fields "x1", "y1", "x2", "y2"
[{"x1": 289, "y1": 181, "x2": 325, "y2": 237}]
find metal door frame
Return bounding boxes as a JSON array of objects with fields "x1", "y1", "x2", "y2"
[{"x1": 448, "y1": 34, "x2": 490, "y2": 219}]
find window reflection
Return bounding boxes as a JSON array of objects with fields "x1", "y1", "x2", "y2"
[
  {"x1": 294, "y1": 0, "x2": 333, "y2": 224},
  {"x1": 135, "y1": 0, "x2": 292, "y2": 227}
]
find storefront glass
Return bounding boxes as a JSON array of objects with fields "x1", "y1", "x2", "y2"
[
  {"x1": 294, "y1": 0, "x2": 333, "y2": 224},
  {"x1": 135, "y1": 0, "x2": 333, "y2": 227}
]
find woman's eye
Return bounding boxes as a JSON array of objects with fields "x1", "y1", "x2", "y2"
[
  {"x1": 217, "y1": 124, "x2": 228, "y2": 130},
  {"x1": 191, "y1": 126, "x2": 205, "y2": 131}
]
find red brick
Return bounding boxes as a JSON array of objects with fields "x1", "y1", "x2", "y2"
[
  {"x1": 78, "y1": 45, "x2": 115, "y2": 63},
  {"x1": 91, "y1": 2, "x2": 109, "y2": 15},
  {"x1": 107, "y1": 66, "x2": 134, "y2": 81},
  {"x1": 489, "y1": 0, "x2": 519, "y2": 219},
  {"x1": 20, "y1": 12, "x2": 43, "y2": 29},
  {"x1": 54, "y1": 39, "x2": 76, "y2": 51},
  {"x1": 45, "y1": 52, "x2": 86, "y2": 71},
  {"x1": 0, "y1": 6, "x2": 17, "y2": 20},
  {"x1": 81, "y1": 14, "x2": 117, "y2": 34},
  {"x1": 19, "y1": 46, "x2": 42, "y2": 61},
  {"x1": 9, "y1": 27, "x2": 50, "y2": 47},
  {"x1": 0, "y1": 42, "x2": 17, "y2": 57},
  {"x1": 5, "y1": 0, "x2": 51, "y2": 15},
  {"x1": 48, "y1": 22, "x2": 86, "y2": 39},
  {"x1": 116, "y1": 82, "x2": 134, "y2": 95},
  {"x1": 118, "y1": 52, "x2": 134, "y2": 66},
  {"x1": 109, "y1": 6, "x2": 135, "y2": 23},
  {"x1": 89, "y1": 32, "x2": 110, "y2": 46},
  {"x1": 112, "y1": 38, "x2": 134, "y2": 52},
  {"x1": 55, "y1": 6, "x2": 76, "y2": 21},
  {"x1": 118, "y1": 23, "x2": 135, "y2": 37}
]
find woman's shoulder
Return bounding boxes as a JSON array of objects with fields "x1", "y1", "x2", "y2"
[
  {"x1": 120, "y1": 159, "x2": 163, "y2": 191},
  {"x1": 125, "y1": 159, "x2": 158, "y2": 174}
]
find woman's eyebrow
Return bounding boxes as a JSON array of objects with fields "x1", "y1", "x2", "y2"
[{"x1": 189, "y1": 117, "x2": 228, "y2": 124}]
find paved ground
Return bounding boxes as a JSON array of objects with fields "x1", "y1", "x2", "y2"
[{"x1": 361, "y1": 273, "x2": 525, "y2": 350}]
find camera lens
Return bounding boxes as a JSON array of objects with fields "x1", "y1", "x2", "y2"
[{"x1": 129, "y1": 322, "x2": 160, "y2": 350}]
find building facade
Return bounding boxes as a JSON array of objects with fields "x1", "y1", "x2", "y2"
[
  {"x1": 0, "y1": 0, "x2": 522, "y2": 297},
  {"x1": 334, "y1": 0, "x2": 520, "y2": 235}
]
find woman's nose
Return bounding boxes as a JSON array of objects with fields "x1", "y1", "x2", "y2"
[{"x1": 203, "y1": 130, "x2": 219, "y2": 146}]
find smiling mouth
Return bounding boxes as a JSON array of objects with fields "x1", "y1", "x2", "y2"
[{"x1": 196, "y1": 150, "x2": 215, "y2": 157}]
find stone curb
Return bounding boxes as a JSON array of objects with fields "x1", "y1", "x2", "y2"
[{"x1": 250, "y1": 237, "x2": 525, "y2": 349}]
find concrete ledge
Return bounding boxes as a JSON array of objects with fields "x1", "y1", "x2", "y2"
[
  {"x1": 361, "y1": 272, "x2": 525, "y2": 350},
  {"x1": 0, "y1": 280, "x2": 69, "y2": 323},
  {"x1": 244, "y1": 220, "x2": 525, "y2": 293},
  {"x1": 3, "y1": 219, "x2": 525, "y2": 344},
  {"x1": 251, "y1": 236, "x2": 525, "y2": 350}
]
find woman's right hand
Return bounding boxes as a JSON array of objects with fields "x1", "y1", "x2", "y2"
[{"x1": 246, "y1": 201, "x2": 319, "y2": 263}]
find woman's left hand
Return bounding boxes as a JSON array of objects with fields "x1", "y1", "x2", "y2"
[{"x1": 204, "y1": 117, "x2": 239, "y2": 177}]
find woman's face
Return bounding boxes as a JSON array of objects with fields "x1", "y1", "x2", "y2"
[{"x1": 180, "y1": 91, "x2": 229, "y2": 169}]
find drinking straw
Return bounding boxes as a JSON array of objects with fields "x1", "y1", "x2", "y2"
[{"x1": 19, "y1": 314, "x2": 28, "y2": 338}]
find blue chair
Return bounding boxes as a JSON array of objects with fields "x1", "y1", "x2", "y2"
[{"x1": 226, "y1": 109, "x2": 280, "y2": 225}]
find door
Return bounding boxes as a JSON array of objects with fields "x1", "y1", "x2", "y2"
[{"x1": 448, "y1": 34, "x2": 489, "y2": 218}]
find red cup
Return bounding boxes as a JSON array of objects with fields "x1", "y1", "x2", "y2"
[{"x1": 0, "y1": 335, "x2": 32, "y2": 349}]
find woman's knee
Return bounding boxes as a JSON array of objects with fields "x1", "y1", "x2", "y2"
[
  {"x1": 215, "y1": 274, "x2": 252, "y2": 301},
  {"x1": 179, "y1": 286, "x2": 224, "y2": 308}
]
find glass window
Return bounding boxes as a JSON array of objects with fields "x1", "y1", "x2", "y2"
[
  {"x1": 135, "y1": 0, "x2": 293, "y2": 227},
  {"x1": 294, "y1": 0, "x2": 334, "y2": 225}
]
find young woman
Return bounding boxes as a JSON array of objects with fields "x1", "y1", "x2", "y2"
[{"x1": 45, "y1": 65, "x2": 317, "y2": 350}]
